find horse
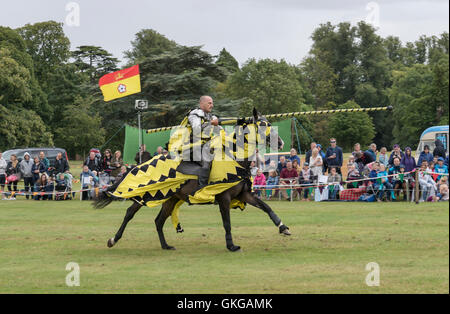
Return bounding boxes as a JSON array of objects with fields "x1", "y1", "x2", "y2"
[{"x1": 93, "y1": 109, "x2": 291, "y2": 252}]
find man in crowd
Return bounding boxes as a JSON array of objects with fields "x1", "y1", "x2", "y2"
[
  {"x1": 277, "y1": 155, "x2": 287, "y2": 174},
  {"x1": 366, "y1": 143, "x2": 377, "y2": 161},
  {"x1": 289, "y1": 148, "x2": 301, "y2": 165},
  {"x1": 325, "y1": 138, "x2": 343, "y2": 174},
  {"x1": 153, "y1": 146, "x2": 164, "y2": 157},
  {"x1": 280, "y1": 161, "x2": 298, "y2": 200},
  {"x1": 388, "y1": 144, "x2": 404, "y2": 166},
  {"x1": 84, "y1": 151, "x2": 100, "y2": 173},
  {"x1": 39, "y1": 151, "x2": 50, "y2": 174},
  {"x1": 135, "y1": 144, "x2": 152, "y2": 164}
]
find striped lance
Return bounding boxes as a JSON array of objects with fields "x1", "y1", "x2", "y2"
[{"x1": 146, "y1": 106, "x2": 392, "y2": 134}]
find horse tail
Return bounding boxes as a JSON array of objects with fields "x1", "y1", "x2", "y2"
[{"x1": 92, "y1": 174, "x2": 125, "y2": 209}]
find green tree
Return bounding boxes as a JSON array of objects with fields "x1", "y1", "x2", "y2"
[
  {"x1": 17, "y1": 21, "x2": 70, "y2": 84},
  {"x1": 328, "y1": 101, "x2": 375, "y2": 151},
  {"x1": 72, "y1": 45, "x2": 120, "y2": 84},
  {"x1": 124, "y1": 29, "x2": 177, "y2": 63},
  {"x1": 54, "y1": 96, "x2": 106, "y2": 158},
  {"x1": 215, "y1": 48, "x2": 239, "y2": 77},
  {"x1": 226, "y1": 58, "x2": 311, "y2": 115},
  {"x1": 0, "y1": 105, "x2": 54, "y2": 150}
]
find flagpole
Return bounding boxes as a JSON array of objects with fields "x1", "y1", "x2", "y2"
[{"x1": 138, "y1": 110, "x2": 142, "y2": 164}]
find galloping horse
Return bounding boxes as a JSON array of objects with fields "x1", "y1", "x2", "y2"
[{"x1": 93, "y1": 109, "x2": 291, "y2": 252}]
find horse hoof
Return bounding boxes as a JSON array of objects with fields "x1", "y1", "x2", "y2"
[
  {"x1": 163, "y1": 245, "x2": 176, "y2": 250},
  {"x1": 227, "y1": 245, "x2": 241, "y2": 252},
  {"x1": 107, "y1": 238, "x2": 115, "y2": 248},
  {"x1": 279, "y1": 225, "x2": 291, "y2": 236}
]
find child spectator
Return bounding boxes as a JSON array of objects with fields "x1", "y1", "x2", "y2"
[
  {"x1": 437, "y1": 184, "x2": 449, "y2": 201},
  {"x1": 347, "y1": 155, "x2": 355, "y2": 168},
  {"x1": 418, "y1": 161, "x2": 437, "y2": 202},
  {"x1": 346, "y1": 164, "x2": 362, "y2": 188},
  {"x1": 253, "y1": 168, "x2": 266, "y2": 199},
  {"x1": 116, "y1": 166, "x2": 128, "y2": 181},
  {"x1": 327, "y1": 166, "x2": 342, "y2": 200},
  {"x1": 377, "y1": 164, "x2": 394, "y2": 201},
  {"x1": 266, "y1": 169, "x2": 279, "y2": 200},
  {"x1": 388, "y1": 157, "x2": 403, "y2": 200},
  {"x1": 434, "y1": 157, "x2": 449, "y2": 182},
  {"x1": 80, "y1": 165, "x2": 99, "y2": 200},
  {"x1": 298, "y1": 162, "x2": 314, "y2": 201},
  {"x1": 378, "y1": 147, "x2": 389, "y2": 167},
  {"x1": 369, "y1": 162, "x2": 380, "y2": 186}
]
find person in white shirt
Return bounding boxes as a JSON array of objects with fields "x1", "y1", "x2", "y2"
[{"x1": 418, "y1": 160, "x2": 437, "y2": 202}]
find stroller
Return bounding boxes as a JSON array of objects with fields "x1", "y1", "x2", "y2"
[{"x1": 54, "y1": 173, "x2": 73, "y2": 200}]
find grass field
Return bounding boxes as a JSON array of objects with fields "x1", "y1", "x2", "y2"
[{"x1": 0, "y1": 199, "x2": 448, "y2": 294}]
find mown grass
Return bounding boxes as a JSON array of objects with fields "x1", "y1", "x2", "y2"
[{"x1": 0, "y1": 199, "x2": 448, "y2": 294}]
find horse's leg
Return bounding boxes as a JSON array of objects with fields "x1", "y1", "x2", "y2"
[
  {"x1": 240, "y1": 191, "x2": 291, "y2": 236},
  {"x1": 155, "y1": 197, "x2": 178, "y2": 250},
  {"x1": 107, "y1": 201, "x2": 142, "y2": 248},
  {"x1": 216, "y1": 193, "x2": 241, "y2": 252}
]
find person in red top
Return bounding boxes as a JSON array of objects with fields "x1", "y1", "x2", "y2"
[{"x1": 280, "y1": 161, "x2": 298, "y2": 200}]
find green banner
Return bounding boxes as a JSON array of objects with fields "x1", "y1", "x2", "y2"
[{"x1": 123, "y1": 125, "x2": 171, "y2": 164}]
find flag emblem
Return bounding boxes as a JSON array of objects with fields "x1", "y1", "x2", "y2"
[
  {"x1": 99, "y1": 65, "x2": 141, "y2": 101},
  {"x1": 118, "y1": 84, "x2": 127, "y2": 93}
]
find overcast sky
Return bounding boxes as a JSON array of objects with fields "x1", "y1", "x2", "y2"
[{"x1": 1, "y1": 0, "x2": 448, "y2": 66}]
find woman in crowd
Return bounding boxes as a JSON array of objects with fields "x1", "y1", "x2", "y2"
[
  {"x1": 401, "y1": 147, "x2": 417, "y2": 173},
  {"x1": 309, "y1": 148, "x2": 323, "y2": 183},
  {"x1": 0, "y1": 151, "x2": 7, "y2": 198},
  {"x1": 31, "y1": 156, "x2": 46, "y2": 189},
  {"x1": 34, "y1": 173, "x2": 53, "y2": 200},
  {"x1": 102, "y1": 149, "x2": 113, "y2": 176},
  {"x1": 110, "y1": 150, "x2": 123, "y2": 180},
  {"x1": 417, "y1": 145, "x2": 434, "y2": 167},
  {"x1": 6, "y1": 154, "x2": 20, "y2": 198}
]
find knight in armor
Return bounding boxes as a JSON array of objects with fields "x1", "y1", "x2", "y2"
[{"x1": 187, "y1": 96, "x2": 220, "y2": 188}]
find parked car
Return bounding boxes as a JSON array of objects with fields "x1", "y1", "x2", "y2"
[{"x1": 1, "y1": 147, "x2": 69, "y2": 168}]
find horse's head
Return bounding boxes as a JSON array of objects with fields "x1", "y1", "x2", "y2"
[{"x1": 251, "y1": 108, "x2": 284, "y2": 151}]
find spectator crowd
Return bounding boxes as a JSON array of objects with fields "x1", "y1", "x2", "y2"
[
  {"x1": 1, "y1": 139, "x2": 448, "y2": 203},
  {"x1": 251, "y1": 138, "x2": 449, "y2": 203}
]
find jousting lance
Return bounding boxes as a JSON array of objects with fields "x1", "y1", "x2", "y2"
[{"x1": 145, "y1": 106, "x2": 393, "y2": 134}]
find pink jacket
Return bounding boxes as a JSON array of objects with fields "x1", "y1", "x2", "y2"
[{"x1": 253, "y1": 174, "x2": 266, "y2": 186}]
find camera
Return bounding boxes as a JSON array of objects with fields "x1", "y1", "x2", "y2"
[{"x1": 135, "y1": 100, "x2": 148, "y2": 110}]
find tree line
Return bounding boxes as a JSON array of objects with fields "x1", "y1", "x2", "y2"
[{"x1": 0, "y1": 21, "x2": 448, "y2": 157}]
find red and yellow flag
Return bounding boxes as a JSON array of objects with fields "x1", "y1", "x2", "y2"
[{"x1": 99, "y1": 65, "x2": 141, "y2": 101}]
